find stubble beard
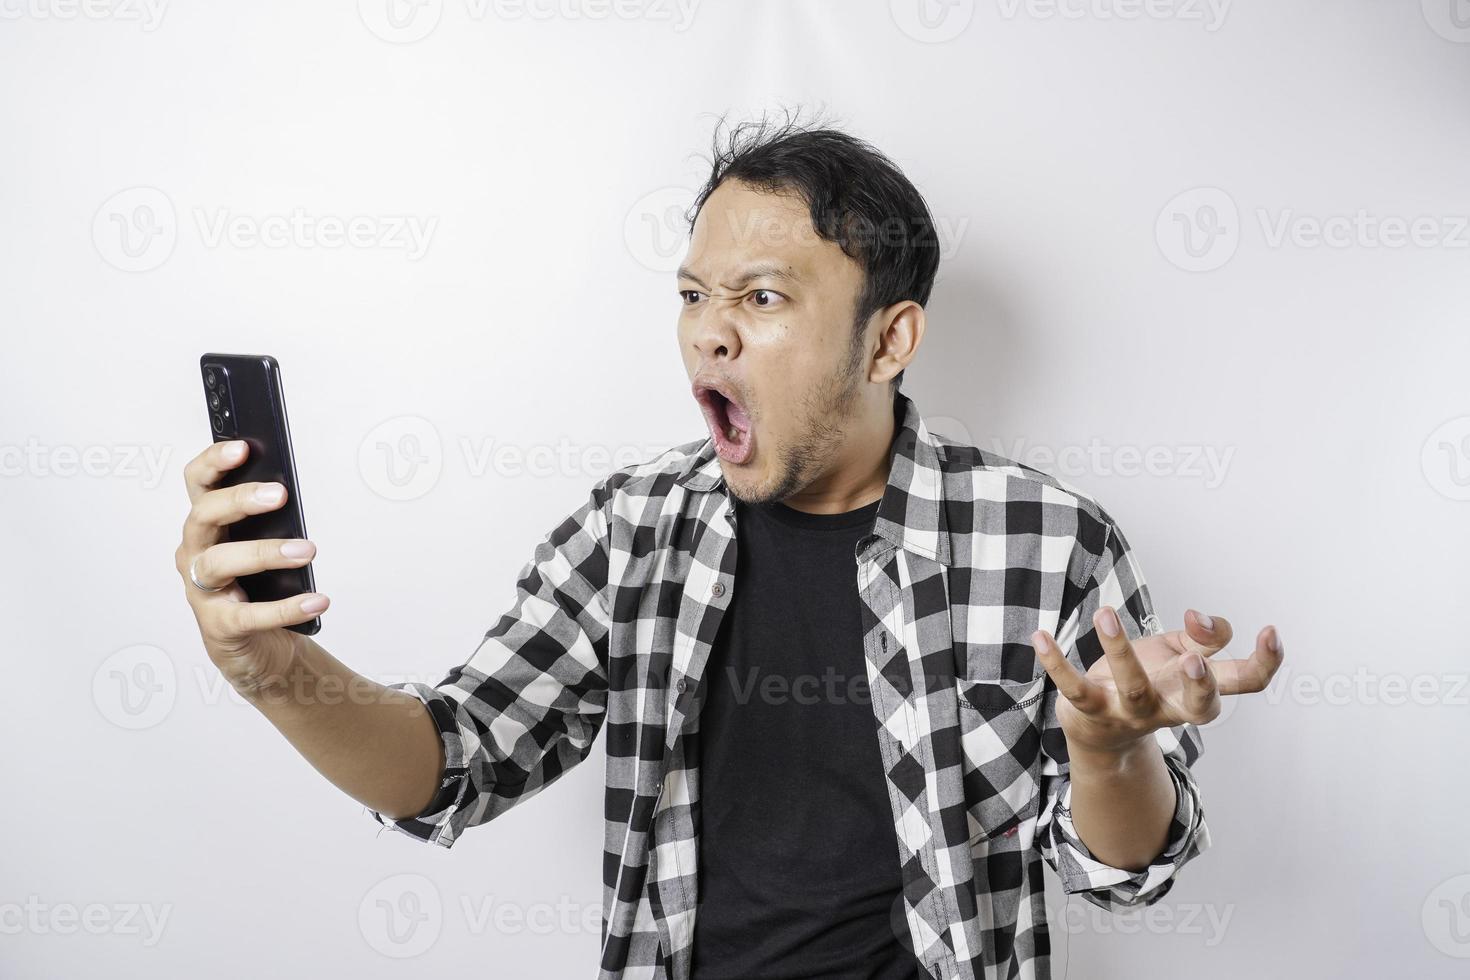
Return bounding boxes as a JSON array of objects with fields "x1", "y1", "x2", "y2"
[{"x1": 729, "y1": 334, "x2": 866, "y2": 508}]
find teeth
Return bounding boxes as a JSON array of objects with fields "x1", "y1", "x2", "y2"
[{"x1": 725, "y1": 424, "x2": 739, "y2": 441}]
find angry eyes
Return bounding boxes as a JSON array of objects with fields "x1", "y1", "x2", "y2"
[{"x1": 679, "y1": 288, "x2": 787, "y2": 310}]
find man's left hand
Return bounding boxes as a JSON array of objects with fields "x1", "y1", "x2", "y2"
[{"x1": 1031, "y1": 608, "x2": 1284, "y2": 756}]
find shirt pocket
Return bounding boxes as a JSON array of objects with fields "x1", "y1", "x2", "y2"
[{"x1": 955, "y1": 673, "x2": 1047, "y2": 843}]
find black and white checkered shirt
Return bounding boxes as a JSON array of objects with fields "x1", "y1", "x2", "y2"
[{"x1": 370, "y1": 391, "x2": 1210, "y2": 980}]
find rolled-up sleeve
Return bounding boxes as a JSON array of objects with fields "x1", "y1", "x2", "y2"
[
  {"x1": 368, "y1": 480, "x2": 613, "y2": 849},
  {"x1": 1035, "y1": 509, "x2": 1211, "y2": 909}
]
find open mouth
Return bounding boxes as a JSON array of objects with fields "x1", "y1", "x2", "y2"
[{"x1": 693, "y1": 380, "x2": 754, "y2": 465}]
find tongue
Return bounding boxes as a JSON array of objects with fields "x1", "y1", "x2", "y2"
[{"x1": 726, "y1": 400, "x2": 750, "y2": 432}]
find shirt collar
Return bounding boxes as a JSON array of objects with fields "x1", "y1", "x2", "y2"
[{"x1": 674, "y1": 390, "x2": 952, "y2": 565}]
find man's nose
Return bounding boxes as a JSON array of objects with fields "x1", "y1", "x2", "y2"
[{"x1": 690, "y1": 301, "x2": 742, "y2": 360}]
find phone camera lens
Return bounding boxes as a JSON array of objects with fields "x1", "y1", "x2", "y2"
[
  {"x1": 208, "y1": 391, "x2": 222, "y2": 411},
  {"x1": 205, "y1": 369, "x2": 217, "y2": 388},
  {"x1": 212, "y1": 413, "x2": 224, "y2": 433}
]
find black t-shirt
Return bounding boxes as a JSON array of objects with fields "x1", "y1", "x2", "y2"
[{"x1": 689, "y1": 495, "x2": 919, "y2": 980}]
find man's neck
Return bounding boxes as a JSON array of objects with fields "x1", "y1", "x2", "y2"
[{"x1": 781, "y1": 397, "x2": 898, "y2": 515}]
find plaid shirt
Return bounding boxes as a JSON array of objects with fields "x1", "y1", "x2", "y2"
[{"x1": 370, "y1": 392, "x2": 1210, "y2": 980}]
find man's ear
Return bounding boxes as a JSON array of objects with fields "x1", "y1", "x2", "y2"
[{"x1": 868, "y1": 301, "x2": 925, "y2": 385}]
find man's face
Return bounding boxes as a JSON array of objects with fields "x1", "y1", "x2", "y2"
[{"x1": 677, "y1": 179, "x2": 873, "y2": 505}]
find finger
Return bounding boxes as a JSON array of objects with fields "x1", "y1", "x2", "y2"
[
  {"x1": 1180, "y1": 608, "x2": 1234, "y2": 658},
  {"x1": 1213, "y1": 625, "x2": 1285, "y2": 696},
  {"x1": 192, "y1": 538, "x2": 316, "y2": 590},
  {"x1": 1179, "y1": 651, "x2": 1220, "y2": 723},
  {"x1": 180, "y1": 481, "x2": 287, "y2": 554},
  {"x1": 217, "y1": 591, "x2": 330, "y2": 638},
  {"x1": 1095, "y1": 606, "x2": 1156, "y2": 717},
  {"x1": 183, "y1": 440, "x2": 250, "y2": 503},
  {"x1": 1032, "y1": 630, "x2": 1108, "y2": 714}
]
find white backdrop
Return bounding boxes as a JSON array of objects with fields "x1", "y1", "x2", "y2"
[{"x1": 3, "y1": 1, "x2": 1468, "y2": 977}]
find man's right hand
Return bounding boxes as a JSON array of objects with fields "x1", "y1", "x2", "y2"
[{"x1": 174, "y1": 439, "x2": 330, "y2": 699}]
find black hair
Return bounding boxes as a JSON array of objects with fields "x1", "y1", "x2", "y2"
[{"x1": 688, "y1": 109, "x2": 941, "y2": 392}]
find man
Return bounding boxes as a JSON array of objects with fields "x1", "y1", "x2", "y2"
[{"x1": 176, "y1": 119, "x2": 1283, "y2": 980}]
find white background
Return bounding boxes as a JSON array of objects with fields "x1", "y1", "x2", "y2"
[{"x1": 2, "y1": 1, "x2": 1468, "y2": 977}]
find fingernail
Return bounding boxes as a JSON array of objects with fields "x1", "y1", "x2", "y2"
[
  {"x1": 1269, "y1": 629, "x2": 1282, "y2": 654},
  {"x1": 1184, "y1": 654, "x2": 1206, "y2": 679},
  {"x1": 300, "y1": 594, "x2": 328, "y2": 614},
  {"x1": 281, "y1": 540, "x2": 314, "y2": 560},
  {"x1": 1195, "y1": 611, "x2": 1214, "y2": 631},
  {"x1": 1032, "y1": 630, "x2": 1049, "y2": 652},
  {"x1": 1098, "y1": 607, "x2": 1121, "y2": 638},
  {"x1": 223, "y1": 440, "x2": 246, "y2": 460},
  {"x1": 255, "y1": 483, "x2": 284, "y2": 504}
]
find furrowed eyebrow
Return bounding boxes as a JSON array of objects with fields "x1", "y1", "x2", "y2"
[{"x1": 676, "y1": 263, "x2": 803, "y2": 291}]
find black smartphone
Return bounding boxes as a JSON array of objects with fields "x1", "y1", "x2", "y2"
[{"x1": 199, "y1": 353, "x2": 321, "y2": 635}]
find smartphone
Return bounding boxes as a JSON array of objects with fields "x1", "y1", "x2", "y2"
[{"x1": 199, "y1": 353, "x2": 321, "y2": 635}]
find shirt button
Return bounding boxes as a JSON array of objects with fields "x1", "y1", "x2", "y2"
[
  {"x1": 676, "y1": 678, "x2": 687, "y2": 694},
  {"x1": 711, "y1": 582, "x2": 726, "y2": 598}
]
